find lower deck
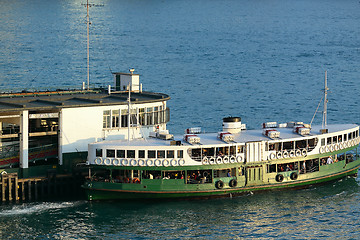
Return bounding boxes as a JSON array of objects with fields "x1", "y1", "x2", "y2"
[{"x1": 83, "y1": 150, "x2": 360, "y2": 200}]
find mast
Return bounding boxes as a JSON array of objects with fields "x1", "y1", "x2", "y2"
[
  {"x1": 322, "y1": 71, "x2": 329, "y2": 128},
  {"x1": 86, "y1": 0, "x2": 90, "y2": 90},
  {"x1": 128, "y1": 83, "x2": 131, "y2": 142}
]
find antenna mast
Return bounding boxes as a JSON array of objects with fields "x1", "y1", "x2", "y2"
[
  {"x1": 322, "y1": 71, "x2": 329, "y2": 128},
  {"x1": 86, "y1": 0, "x2": 90, "y2": 90}
]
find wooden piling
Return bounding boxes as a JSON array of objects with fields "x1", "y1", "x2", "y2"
[{"x1": 8, "y1": 176, "x2": 12, "y2": 202}]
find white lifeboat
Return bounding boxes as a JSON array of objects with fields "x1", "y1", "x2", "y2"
[{"x1": 262, "y1": 122, "x2": 278, "y2": 128}]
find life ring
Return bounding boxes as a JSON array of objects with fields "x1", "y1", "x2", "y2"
[
  {"x1": 178, "y1": 159, "x2": 185, "y2": 166},
  {"x1": 229, "y1": 179, "x2": 237, "y2": 188},
  {"x1": 223, "y1": 156, "x2": 229, "y2": 164},
  {"x1": 330, "y1": 145, "x2": 335, "y2": 152},
  {"x1": 132, "y1": 178, "x2": 140, "y2": 184},
  {"x1": 270, "y1": 153, "x2": 276, "y2": 160},
  {"x1": 290, "y1": 172, "x2": 298, "y2": 180},
  {"x1": 215, "y1": 180, "x2": 224, "y2": 189},
  {"x1": 319, "y1": 146, "x2": 325, "y2": 154},
  {"x1": 282, "y1": 151, "x2": 289, "y2": 158},
  {"x1": 209, "y1": 157, "x2": 216, "y2": 165},
  {"x1": 121, "y1": 159, "x2": 129, "y2": 166},
  {"x1": 216, "y1": 156, "x2": 223, "y2": 164},
  {"x1": 335, "y1": 143, "x2": 339, "y2": 151},
  {"x1": 301, "y1": 149, "x2": 307, "y2": 157},
  {"x1": 326, "y1": 146, "x2": 330, "y2": 153},
  {"x1": 202, "y1": 156, "x2": 209, "y2": 165},
  {"x1": 339, "y1": 143, "x2": 344, "y2": 150},
  {"x1": 138, "y1": 159, "x2": 146, "y2": 166},
  {"x1": 94, "y1": 157, "x2": 103, "y2": 165},
  {"x1": 155, "y1": 159, "x2": 162, "y2": 167},
  {"x1": 230, "y1": 156, "x2": 236, "y2": 163},
  {"x1": 146, "y1": 159, "x2": 154, "y2": 167},
  {"x1": 275, "y1": 174, "x2": 284, "y2": 182},
  {"x1": 170, "y1": 159, "x2": 178, "y2": 166},
  {"x1": 236, "y1": 155, "x2": 242, "y2": 163},
  {"x1": 295, "y1": 149, "x2": 301, "y2": 157},
  {"x1": 112, "y1": 158, "x2": 121, "y2": 166},
  {"x1": 104, "y1": 158, "x2": 112, "y2": 165},
  {"x1": 163, "y1": 159, "x2": 170, "y2": 167},
  {"x1": 276, "y1": 151, "x2": 283, "y2": 159},
  {"x1": 130, "y1": 159, "x2": 138, "y2": 166},
  {"x1": 289, "y1": 150, "x2": 295, "y2": 158}
]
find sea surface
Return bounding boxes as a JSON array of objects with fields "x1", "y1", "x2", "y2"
[{"x1": 1, "y1": 0, "x2": 360, "y2": 239}]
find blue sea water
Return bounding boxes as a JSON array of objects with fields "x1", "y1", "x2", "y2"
[{"x1": 1, "y1": 0, "x2": 360, "y2": 239}]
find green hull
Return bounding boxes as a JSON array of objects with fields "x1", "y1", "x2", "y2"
[{"x1": 83, "y1": 160, "x2": 360, "y2": 201}]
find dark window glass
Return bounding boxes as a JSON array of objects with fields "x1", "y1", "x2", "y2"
[
  {"x1": 166, "y1": 150, "x2": 174, "y2": 158},
  {"x1": 117, "y1": 150, "x2": 125, "y2": 158},
  {"x1": 96, "y1": 149, "x2": 102, "y2": 157},
  {"x1": 106, "y1": 149, "x2": 115, "y2": 158},
  {"x1": 148, "y1": 150, "x2": 156, "y2": 158},
  {"x1": 157, "y1": 150, "x2": 165, "y2": 158},
  {"x1": 178, "y1": 150, "x2": 183, "y2": 158},
  {"x1": 139, "y1": 150, "x2": 145, "y2": 158},
  {"x1": 127, "y1": 150, "x2": 135, "y2": 158}
]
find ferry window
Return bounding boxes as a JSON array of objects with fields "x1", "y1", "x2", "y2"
[
  {"x1": 268, "y1": 144, "x2": 275, "y2": 151},
  {"x1": 333, "y1": 136, "x2": 337, "y2": 143},
  {"x1": 117, "y1": 150, "x2": 125, "y2": 158},
  {"x1": 121, "y1": 109, "x2": 128, "y2": 128},
  {"x1": 166, "y1": 150, "x2": 174, "y2": 158},
  {"x1": 327, "y1": 137, "x2": 332, "y2": 144},
  {"x1": 344, "y1": 134, "x2": 347, "y2": 141},
  {"x1": 154, "y1": 107, "x2": 159, "y2": 124},
  {"x1": 142, "y1": 170, "x2": 161, "y2": 179},
  {"x1": 353, "y1": 131, "x2": 356, "y2": 139},
  {"x1": 139, "y1": 108, "x2": 145, "y2": 125},
  {"x1": 283, "y1": 141, "x2": 294, "y2": 151},
  {"x1": 163, "y1": 170, "x2": 184, "y2": 179},
  {"x1": 237, "y1": 145, "x2": 245, "y2": 153},
  {"x1": 106, "y1": 149, "x2": 115, "y2": 158},
  {"x1": 348, "y1": 133, "x2": 352, "y2": 140},
  {"x1": 191, "y1": 149, "x2": 201, "y2": 158},
  {"x1": 103, "y1": 110, "x2": 111, "y2": 128},
  {"x1": 127, "y1": 150, "x2": 135, "y2": 158},
  {"x1": 146, "y1": 107, "x2": 153, "y2": 125},
  {"x1": 338, "y1": 135, "x2": 342, "y2": 142},
  {"x1": 356, "y1": 130, "x2": 359, "y2": 137},
  {"x1": 157, "y1": 150, "x2": 165, "y2": 158},
  {"x1": 96, "y1": 149, "x2": 102, "y2": 157},
  {"x1": 202, "y1": 148, "x2": 215, "y2": 157},
  {"x1": 177, "y1": 150, "x2": 183, "y2": 158},
  {"x1": 230, "y1": 146, "x2": 236, "y2": 155},
  {"x1": 112, "y1": 110, "x2": 119, "y2": 128},
  {"x1": 148, "y1": 150, "x2": 156, "y2": 158},
  {"x1": 295, "y1": 140, "x2": 306, "y2": 149},
  {"x1": 268, "y1": 164, "x2": 276, "y2": 173},
  {"x1": 321, "y1": 138, "x2": 325, "y2": 146},
  {"x1": 238, "y1": 167, "x2": 245, "y2": 176},
  {"x1": 138, "y1": 150, "x2": 145, "y2": 158},
  {"x1": 130, "y1": 109, "x2": 137, "y2": 126}
]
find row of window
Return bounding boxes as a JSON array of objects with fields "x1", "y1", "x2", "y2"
[
  {"x1": 96, "y1": 149, "x2": 184, "y2": 159},
  {"x1": 320, "y1": 130, "x2": 359, "y2": 146},
  {"x1": 190, "y1": 146, "x2": 245, "y2": 159},
  {"x1": 268, "y1": 138, "x2": 317, "y2": 152},
  {"x1": 103, "y1": 106, "x2": 170, "y2": 129}
]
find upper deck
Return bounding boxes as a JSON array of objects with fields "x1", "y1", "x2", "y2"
[
  {"x1": 0, "y1": 89, "x2": 170, "y2": 113},
  {"x1": 91, "y1": 123, "x2": 359, "y2": 148}
]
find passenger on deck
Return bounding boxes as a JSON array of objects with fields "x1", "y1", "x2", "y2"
[
  {"x1": 227, "y1": 170, "x2": 231, "y2": 177},
  {"x1": 327, "y1": 156, "x2": 333, "y2": 164}
]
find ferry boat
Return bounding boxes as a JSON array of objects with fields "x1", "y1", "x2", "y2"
[{"x1": 82, "y1": 74, "x2": 360, "y2": 200}]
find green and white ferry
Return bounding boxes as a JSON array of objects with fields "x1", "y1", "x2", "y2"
[{"x1": 83, "y1": 74, "x2": 360, "y2": 200}]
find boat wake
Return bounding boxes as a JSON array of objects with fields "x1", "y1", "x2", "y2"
[{"x1": 0, "y1": 201, "x2": 83, "y2": 216}]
